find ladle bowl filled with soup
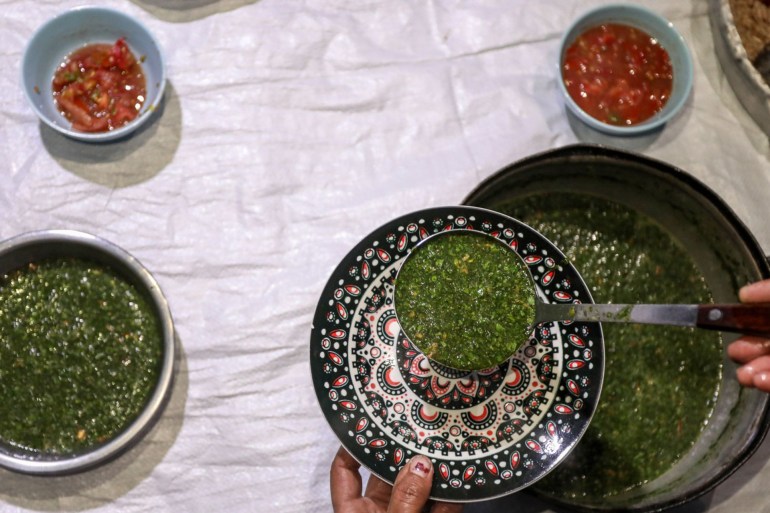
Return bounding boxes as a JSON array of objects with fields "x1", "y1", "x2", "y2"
[{"x1": 394, "y1": 230, "x2": 537, "y2": 371}]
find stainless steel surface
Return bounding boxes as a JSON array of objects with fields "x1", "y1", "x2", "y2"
[{"x1": 536, "y1": 302, "x2": 699, "y2": 326}]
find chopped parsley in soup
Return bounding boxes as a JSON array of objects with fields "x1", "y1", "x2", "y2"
[
  {"x1": 496, "y1": 194, "x2": 722, "y2": 500},
  {"x1": 0, "y1": 258, "x2": 162, "y2": 455},
  {"x1": 395, "y1": 231, "x2": 535, "y2": 370}
]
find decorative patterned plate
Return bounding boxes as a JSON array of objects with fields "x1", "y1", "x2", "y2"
[{"x1": 310, "y1": 206, "x2": 605, "y2": 502}]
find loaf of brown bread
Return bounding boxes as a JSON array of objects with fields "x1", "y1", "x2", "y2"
[{"x1": 730, "y1": 0, "x2": 770, "y2": 77}]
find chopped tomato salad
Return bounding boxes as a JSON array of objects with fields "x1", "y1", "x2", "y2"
[
  {"x1": 53, "y1": 38, "x2": 147, "y2": 133},
  {"x1": 562, "y1": 23, "x2": 673, "y2": 126}
]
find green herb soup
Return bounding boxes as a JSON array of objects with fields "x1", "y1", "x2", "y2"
[
  {"x1": 0, "y1": 257, "x2": 162, "y2": 455},
  {"x1": 495, "y1": 194, "x2": 722, "y2": 500},
  {"x1": 395, "y1": 231, "x2": 536, "y2": 370}
]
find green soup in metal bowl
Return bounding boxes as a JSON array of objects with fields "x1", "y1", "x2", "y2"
[
  {"x1": 0, "y1": 257, "x2": 162, "y2": 455},
  {"x1": 0, "y1": 230, "x2": 175, "y2": 475}
]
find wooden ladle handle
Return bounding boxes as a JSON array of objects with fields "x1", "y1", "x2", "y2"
[{"x1": 697, "y1": 304, "x2": 770, "y2": 337}]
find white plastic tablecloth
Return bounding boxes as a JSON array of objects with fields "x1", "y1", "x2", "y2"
[{"x1": 1, "y1": 1, "x2": 770, "y2": 512}]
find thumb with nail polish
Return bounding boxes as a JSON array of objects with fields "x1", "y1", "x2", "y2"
[
  {"x1": 329, "y1": 446, "x2": 463, "y2": 513},
  {"x1": 388, "y1": 455, "x2": 435, "y2": 513}
]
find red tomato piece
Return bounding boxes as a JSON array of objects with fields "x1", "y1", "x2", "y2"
[
  {"x1": 52, "y1": 38, "x2": 146, "y2": 133},
  {"x1": 562, "y1": 23, "x2": 673, "y2": 126},
  {"x1": 110, "y1": 38, "x2": 135, "y2": 71}
]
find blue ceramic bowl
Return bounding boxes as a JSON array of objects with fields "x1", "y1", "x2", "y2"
[
  {"x1": 558, "y1": 4, "x2": 693, "y2": 136},
  {"x1": 21, "y1": 6, "x2": 166, "y2": 142}
]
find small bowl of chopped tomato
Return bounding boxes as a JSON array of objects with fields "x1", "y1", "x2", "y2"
[
  {"x1": 558, "y1": 4, "x2": 693, "y2": 136},
  {"x1": 22, "y1": 6, "x2": 166, "y2": 142}
]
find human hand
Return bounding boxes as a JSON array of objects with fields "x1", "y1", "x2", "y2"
[
  {"x1": 727, "y1": 280, "x2": 770, "y2": 392},
  {"x1": 330, "y1": 446, "x2": 464, "y2": 513}
]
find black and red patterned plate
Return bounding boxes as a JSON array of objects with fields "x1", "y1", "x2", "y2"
[{"x1": 310, "y1": 206, "x2": 604, "y2": 502}]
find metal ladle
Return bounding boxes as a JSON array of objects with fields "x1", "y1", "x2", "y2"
[
  {"x1": 398, "y1": 228, "x2": 770, "y2": 351},
  {"x1": 534, "y1": 301, "x2": 770, "y2": 338}
]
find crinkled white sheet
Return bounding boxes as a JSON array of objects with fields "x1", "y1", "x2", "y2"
[{"x1": 1, "y1": 1, "x2": 770, "y2": 512}]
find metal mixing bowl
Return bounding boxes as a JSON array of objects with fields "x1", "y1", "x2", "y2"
[{"x1": 0, "y1": 230, "x2": 175, "y2": 475}]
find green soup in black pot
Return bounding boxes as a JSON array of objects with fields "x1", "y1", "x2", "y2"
[{"x1": 464, "y1": 144, "x2": 770, "y2": 512}]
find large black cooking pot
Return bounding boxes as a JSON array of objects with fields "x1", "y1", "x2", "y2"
[{"x1": 463, "y1": 144, "x2": 770, "y2": 512}]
